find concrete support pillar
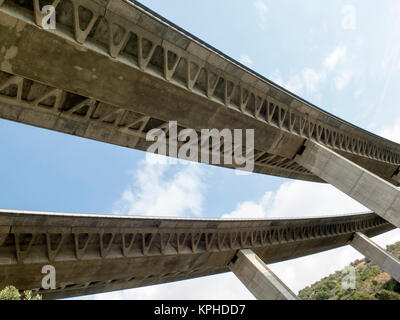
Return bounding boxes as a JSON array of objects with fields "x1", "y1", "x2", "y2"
[
  {"x1": 351, "y1": 232, "x2": 400, "y2": 283},
  {"x1": 295, "y1": 140, "x2": 400, "y2": 229},
  {"x1": 229, "y1": 249, "x2": 298, "y2": 300}
]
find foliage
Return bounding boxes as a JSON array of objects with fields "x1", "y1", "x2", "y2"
[
  {"x1": 375, "y1": 290, "x2": 400, "y2": 300},
  {"x1": 0, "y1": 286, "x2": 42, "y2": 300},
  {"x1": 299, "y1": 241, "x2": 400, "y2": 300}
]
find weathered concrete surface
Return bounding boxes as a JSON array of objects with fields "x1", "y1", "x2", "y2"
[
  {"x1": 0, "y1": 1, "x2": 399, "y2": 183},
  {"x1": 229, "y1": 249, "x2": 298, "y2": 300},
  {"x1": 0, "y1": 209, "x2": 393, "y2": 299},
  {"x1": 351, "y1": 232, "x2": 400, "y2": 283},
  {"x1": 296, "y1": 140, "x2": 400, "y2": 229}
]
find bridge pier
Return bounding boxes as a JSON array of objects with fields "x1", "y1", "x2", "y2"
[
  {"x1": 296, "y1": 140, "x2": 400, "y2": 229},
  {"x1": 350, "y1": 232, "x2": 400, "y2": 282},
  {"x1": 229, "y1": 249, "x2": 298, "y2": 300}
]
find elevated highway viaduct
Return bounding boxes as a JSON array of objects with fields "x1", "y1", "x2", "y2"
[
  {"x1": 0, "y1": 210, "x2": 394, "y2": 299},
  {"x1": 0, "y1": 0, "x2": 400, "y2": 299},
  {"x1": 0, "y1": 0, "x2": 400, "y2": 184}
]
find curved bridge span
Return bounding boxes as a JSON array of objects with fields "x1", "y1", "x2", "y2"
[
  {"x1": 0, "y1": 0, "x2": 400, "y2": 184},
  {"x1": 0, "y1": 0, "x2": 400, "y2": 300},
  {"x1": 0, "y1": 210, "x2": 394, "y2": 299}
]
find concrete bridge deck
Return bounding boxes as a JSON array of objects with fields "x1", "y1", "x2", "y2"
[
  {"x1": 0, "y1": 0, "x2": 399, "y2": 300},
  {"x1": 0, "y1": 0, "x2": 400, "y2": 183},
  {"x1": 0, "y1": 209, "x2": 394, "y2": 299}
]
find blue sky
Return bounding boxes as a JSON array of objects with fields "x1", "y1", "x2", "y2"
[{"x1": 1, "y1": 0, "x2": 400, "y2": 299}]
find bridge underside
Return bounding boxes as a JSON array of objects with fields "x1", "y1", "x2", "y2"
[
  {"x1": 0, "y1": 0, "x2": 399, "y2": 185},
  {"x1": 0, "y1": 210, "x2": 394, "y2": 299},
  {"x1": 0, "y1": 0, "x2": 400, "y2": 301}
]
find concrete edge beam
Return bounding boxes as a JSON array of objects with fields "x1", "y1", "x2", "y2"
[
  {"x1": 351, "y1": 232, "x2": 400, "y2": 283},
  {"x1": 229, "y1": 249, "x2": 298, "y2": 300}
]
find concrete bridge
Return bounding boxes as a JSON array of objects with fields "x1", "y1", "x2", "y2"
[
  {"x1": 0, "y1": 209, "x2": 395, "y2": 299},
  {"x1": 1, "y1": 0, "x2": 400, "y2": 183},
  {"x1": 0, "y1": 0, "x2": 400, "y2": 299}
]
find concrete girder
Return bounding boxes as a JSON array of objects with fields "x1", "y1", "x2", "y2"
[
  {"x1": 0, "y1": 1, "x2": 400, "y2": 185},
  {"x1": 0, "y1": 71, "x2": 316, "y2": 181},
  {"x1": 229, "y1": 249, "x2": 298, "y2": 300},
  {"x1": 350, "y1": 232, "x2": 400, "y2": 283},
  {"x1": 296, "y1": 140, "x2": 400, "y2": 229},
  {"x1": 0, "y1": 209, "x2": 393, "y2": 299}
]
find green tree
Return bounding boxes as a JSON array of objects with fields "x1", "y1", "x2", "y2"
[
  {"x1": 375, "y1": 290, "x2": 400, "y2": 300},
  {"x1": 299, "y1": 242, "x2": 400, "y2": 300},
  {"x1": 0, "y1": 286, "x2": 42, "y2": 300}
]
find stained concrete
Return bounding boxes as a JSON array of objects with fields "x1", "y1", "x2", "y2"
[
  {"x1": 296, "y1": 140, "x2": 400, "y2": 229},
  {"x1": 0, "y1": 209, "x2": 393, "y2": 299},
  {"x1": 230, "y1": 249, "x2": 298, "y2": 300},
  {"x1": 0, "y1": 0, "x2": 399, "y2": 183},
  {"x1": 351, "y1": 232, "x2": 400, "y2": 283}
]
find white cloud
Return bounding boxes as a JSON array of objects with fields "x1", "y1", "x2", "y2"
[
  {"x1": 239, "y1": 54, "x2": 253, "y2": 66},
  {"x1": 285, "y1": 74, "x2": 304, "y2": 95},
  {"x1": 382, "y1": 35, "x2": 400, "y2": 73},
  {"x1": 323, "y1": 45, "x2": 354, "y2": 90},
  {"x1": 254, "y1": 0, "x2": 268, "y2": 15},
  {"x1": 222, "y1": 192, "x2": 272, "y2": 219},
  {"x1": 354, "y1": 87, "x2": 364, "y2": 98},
  {"x1": 113, "y1": 155, "x2": 205, "y2": 217},
  {"x1": 334, "y1": 70, "x2": 353, "y2": 90},
  {"x1": 223, "y1": 180, "x2": 367, "y2": 219},
  {"x1": 272, "y1": 69, "x2": 323, "y2": 95},
  {"x1": 270, "y1": 245, "x2": 364, "y2": 294},
  {"x1": 90, "y1": 273, "x2": 254, "y2": 300},
  {"x1": 302, "y1": 68, "x2": 325, "y2": 94},
  {"x1": 379, "y1": 117, "x2": 400, "y2": 143},
  {"x1": 274, "y1": 44, "x2": 352, "y2": 95},
  {"x1": 254, "y1": 0, "x2": 268, "y2": 30},
  {"x1": 270, "y1": 70, "x2": 284, "y2": 87},
  {"x1": 324, "y1": 45, "x2": 347, "y2": 71}
]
